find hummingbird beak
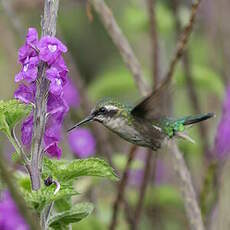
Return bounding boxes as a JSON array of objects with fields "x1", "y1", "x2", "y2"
[{"x1": 67, "y1": 114, "x2": 94, "y2": 132}]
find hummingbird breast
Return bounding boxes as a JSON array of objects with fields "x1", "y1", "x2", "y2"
[{"x1": 103, "y1": 116, "x2": 166, "y2": 150}]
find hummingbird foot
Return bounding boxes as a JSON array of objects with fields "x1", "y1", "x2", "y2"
[{"x1": 175, "y1": 132, "x2": 195, "y2": 144}]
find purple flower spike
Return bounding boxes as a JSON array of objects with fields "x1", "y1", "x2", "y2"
[
  {"x1": 44, "y1": 142, "x2": 62, "y2": 159},
  {"x1": 26, "y1": 28, "x2": 38, "y2": 47},
  {"x1": 215, "y1": 87, "x2": 230, "y2": 159},
  {"x1": 47, "y1": 94, "x2": 69, "y2": 123},
  {"x1": 21, "y1": 115, "x2": 33, "y2": 146},
  {"x1": 44, "y1": 124, "x2": 61, "y2": 145},
  {"x1": 38, "y1": 36, "x2": 67, "y2": 65},
  {"x1": 46, "y1": 67, "x2": 63, "y2": 96},
  {"x1": 44, "y1": 123, "x2": 62, "y2": 159},
  {"x1": 18, "y1": 28, "x2": 39, "y2": 64},
  {"x1": 0, "y1": 191, "x2": 29, "y2": 230},
  {"x1": 52, "y1": 57, "x2": 68, "y2": 84},
  {"x1": 68, "y1": 128, "x2": 96, "y2": 158},
  {"x1": 15, "y1": 56, "x2": 39, "y2": 83},
  {"x1": 63, "y1": 79, "x2": 80, "y2": 108},
  {"x1": 14, "y1": 83, "x2": 35, "y2": 104}
]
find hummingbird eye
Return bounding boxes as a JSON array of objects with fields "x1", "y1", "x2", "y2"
[{"x1": 99, "y1": 107, "x2": 106, "y2": 114}]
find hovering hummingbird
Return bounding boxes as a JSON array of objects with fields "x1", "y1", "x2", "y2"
[{"x1": 68, "y1": 84, "x2": 214, "y2": 151}]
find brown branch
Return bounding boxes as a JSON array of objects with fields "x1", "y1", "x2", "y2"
[
  {"x1": 109, "y1": 145, "x2": 137, "y2": 230},
  {"x1": 0, "y1": 153, "x2": 41, "y2": 230},
  {"x1": 132, "y1": 150, "x2": 157, "y2": 230},
  {"x1": 30, "y1": 0, "x2": 59, "y2": 190},
  {"x1": 171, "y1": 0, "x2": 209, "y2": 155},
  {"x1": 90, "y1": 0, "x2": 150, "y2": 96},
  {"x1": 169, "y1": 141, "x2": 205, "y2": 230},
  {"x1": 147, "y1": 0, "x2": 159, "y2": 89},
  {"x1": 130, "y1": 2, "x2": 159, "y2": 229},
  {"x1": 162, "y1": 0, "x2": 202, "y2": 87}
]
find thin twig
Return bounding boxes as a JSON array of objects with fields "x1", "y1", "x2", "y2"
[
  {"x1": 90, "y1": 0, "x2": 149, "y2": 96},
  {"x1": 169, "y1": 140, "x2": 205, "y2": 230},
  {"x1": 0, "y1": 152, "x2": 41, "y2": 230},
  {"x1": 109, "y1": 145, "x2": 137, "y2": 230},
  {"x1": 132, "y1": 150, "x2": 156, "y2": 230},
  {"x1": 171, "y1": 0, "x2": 209, "y2": 155},
  {"x1": 162, "y1": 0, "x2": 202, "y2": 87},
  {"x1": 0, "y1": 0, "x2": 25, "y2": 39},
  {"x1": 147, "y1": 0, "x2": 159, "y2": 89},
  {"x1": 131, "y1": 1, "x2": 160, "y2": 229}
]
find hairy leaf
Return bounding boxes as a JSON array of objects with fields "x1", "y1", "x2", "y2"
[
  {"x1": 48, "y1": 203, "x2": 94, "y2": 229},
  {"x1": 16, "y1": 174, "x2": 78, "y2": 212},
  {"x1": 0, "y1": 99, "x2": 32, "y2": 131},
  {"x1": 26, "y1": 184, "x2": 78, "y2": 212},
  {"x1": 43, "y1": 157, "x2": 118, "y2": 183},
  {"x1": 55, "y1": 198, "x2": 72, "y2": 212}
]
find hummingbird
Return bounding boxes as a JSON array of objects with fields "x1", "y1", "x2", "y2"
[{"x1": 68, "y1": 84, "x2": 214, "y2": 151}]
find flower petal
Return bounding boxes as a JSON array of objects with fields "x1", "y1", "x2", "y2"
[{"x1": 68, "y1": 128, "x2": 96, "y2": 158}]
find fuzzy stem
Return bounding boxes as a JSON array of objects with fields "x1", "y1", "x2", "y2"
[{"x1": 30, "y1": 0, "x2": 59, "y2": 191}]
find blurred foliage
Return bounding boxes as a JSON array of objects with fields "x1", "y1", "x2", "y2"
[{"x1": 0, "y1": 0, "x2": 227, "y2": 229}]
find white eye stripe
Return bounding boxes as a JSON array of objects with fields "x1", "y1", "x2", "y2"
[{"x1": 104, "y1": 105, "x2": 118, "y2": 111}]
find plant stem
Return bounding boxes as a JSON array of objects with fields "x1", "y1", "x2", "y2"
[
  {"x1": 90, "y1": 0, "x2": 149, "y2": 96},
  {"x1": 132, "y1": 150, "x2": 155, "y2": 230},
  {"x1": 162, "y1": 0, "x2": 202, "y2": 87},
  {"x1": 169, "y1": 141, "x2": 205, "y2": 230},
  {"x1": 30, "y1": 0, "x2": 59, "y2": 191},
  {"x1": 109, "y1": 145, "x2": 137, "y2": 230}
]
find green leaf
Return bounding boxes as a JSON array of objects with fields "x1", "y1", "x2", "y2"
[
  {"x1": 26, "y1": 184, "x2": 78, "y2": 212},
  {"x1": 16, "y1": 174, "x2": 78, "y2": 212},
  {"x1": 43, "y1": 157, "x2": 119, "y2": 183},
  {"x1": 55, "y1": 198, "x2": 72, "y2": 212},
  {"x1": 48, "y1": 203, "x2": 94, "y2": 229},
  {"x1": 0, "y1": 99, "x2": 32, "y2": 131}
]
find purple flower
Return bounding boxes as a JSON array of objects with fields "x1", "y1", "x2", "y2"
[
  {"x1": 18, "y1": 28, "x2": 39, "y2": 64},
  {"x1": 15, "y1": 56, "x2": 39, "y2": 83},
  {"x1": 63, "y1": 79, "x2": 80, "y2": 108},
  {"x1": 47, "y1": 94, "x2": 69, "y2": 123},
  {"x1": 44, "y1": 142, "x2": 62, "y2": 159},
  {"x1": 21, "y1": 115, "x2": 33, "y2": 146},
  {"x1": 14, "y1": 83, "x2": 35, "y2": 104},
  {"x1": 38, "y1": 36, "x2": 67, "y2": 65},
  {"x1": 215, "y1": 87, "x2": 230, "y2": 159},
  {"x1": 14, "y1": 27, "x2": 71, "y2": 160},
  {"x1": 44, "y1": 123, "x2": 61, "y2": 144},
  {"x1": 44, "y1": 124, "x2": 62, "y2": 159},
  {"x1": 0, "y1": 191, "x2": 29, "y2": 230},
  {"x1": 26, "y1": 28, "x2": 38, "y2": 46},
  {"x1": 52, "y1": 57, "x2": 68, "y2": 84},
  {"x1": 46, "y1": 67, "x2": 64, "y2": 96},
  {"x1": 68, "y1": 128, "x2": 96, "y2": 158}
]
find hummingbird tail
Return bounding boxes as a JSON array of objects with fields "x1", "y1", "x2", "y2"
[{"x1": 183, "y1": 113, "x2": 215, "y2": 126}]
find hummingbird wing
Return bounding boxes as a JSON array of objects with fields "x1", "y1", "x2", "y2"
[{"x1": 131, "y1": 82, "x2": 170, "y2": 121}]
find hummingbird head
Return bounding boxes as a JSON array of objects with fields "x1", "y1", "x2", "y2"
[{"x1": 68, "y1": 99, "x2": 131, "y2": 132}]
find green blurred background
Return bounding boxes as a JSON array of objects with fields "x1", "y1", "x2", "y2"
[{"x1": 0, "y1": 0, "x2": 229, "y2": 229}]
